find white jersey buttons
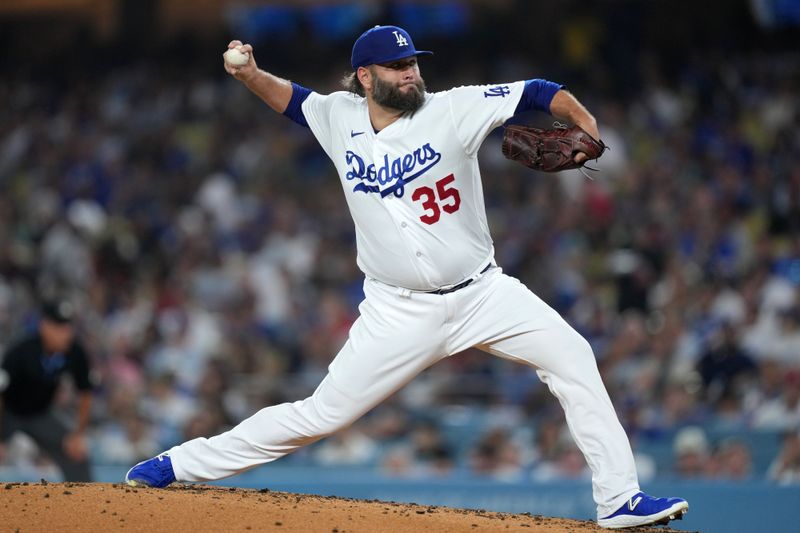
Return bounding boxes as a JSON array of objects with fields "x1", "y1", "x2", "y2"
[{"x1": 401, "y1": 222, "x2": 408, "y2": 228}]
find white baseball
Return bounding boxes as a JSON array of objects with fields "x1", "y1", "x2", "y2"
[{"x1": 224, "y1": 48, "x2": 250, "y2": 67}]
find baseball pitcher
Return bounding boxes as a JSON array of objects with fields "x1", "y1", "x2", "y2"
[{"x1": 126, "y1": 25, "x2": 688, "y2": 529}]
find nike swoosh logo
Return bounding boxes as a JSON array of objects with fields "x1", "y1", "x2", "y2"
[
  {"x1": 628, "y1": 496, "x2": 643, "y2": 511},
  {"x1": 351, "y1": 130, "x2": 365, "y2": 137}
]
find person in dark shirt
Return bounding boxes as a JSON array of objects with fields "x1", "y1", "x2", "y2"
[
  {"x1": 0, "y1": 300, "x2": 93, "y2": 481},
  {"x1": 697, "y1": 321, "x2": 757, "y2": 403}
]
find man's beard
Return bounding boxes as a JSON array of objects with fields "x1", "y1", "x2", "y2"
[{"x1": 372, "y1": 75, "x2": 426, "y2": 113}]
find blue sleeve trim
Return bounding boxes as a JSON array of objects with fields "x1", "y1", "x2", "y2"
[
  {"x1": 514, "y1": 79, "x2": 564, "y2": 115},
  {"x1": 283, "y1": 82, "x2": 312, "y2": 128}
]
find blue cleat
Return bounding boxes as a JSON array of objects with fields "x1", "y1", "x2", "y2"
[
  {"x1": 598, "y1": 492, "x2": 688, "y2": 529},
  {"x1": 125, "y1": 453, "x2": 176, "y2": 488}
]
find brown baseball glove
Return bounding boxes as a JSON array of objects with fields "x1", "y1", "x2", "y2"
[{"x1": 501, "y1": 122, "x2": 607, "y2": 173}]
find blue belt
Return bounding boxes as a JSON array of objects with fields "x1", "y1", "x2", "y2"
[{"x1": 427, "y1": 263, "x2": 493, "y2": 295}]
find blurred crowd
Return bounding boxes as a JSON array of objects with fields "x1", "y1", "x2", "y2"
[{"x1": 1, "y1": 16, "x2": 799, "y2": 485}]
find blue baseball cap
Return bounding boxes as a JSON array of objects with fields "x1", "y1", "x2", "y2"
[{"x1": 351, "y1": 25, "x2": 433, "y2": 70}]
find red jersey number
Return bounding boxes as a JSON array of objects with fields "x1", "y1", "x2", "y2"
[{"x1": 411, "y1": 174, "x2": 461, "y2": 225}]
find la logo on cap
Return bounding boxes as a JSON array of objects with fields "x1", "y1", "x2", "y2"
[
  {"x1": 392, "y1": 30, "x2": 409, "y2": 47},
  {"x1": 350, "y1": 25, "x2": 432, "y2": 70}
]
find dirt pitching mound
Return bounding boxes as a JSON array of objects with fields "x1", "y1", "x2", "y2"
[{"x1": 0, "y1": 481, "x2": 687, "y2": 532}]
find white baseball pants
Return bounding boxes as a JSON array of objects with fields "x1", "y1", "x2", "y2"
[{"x1": 168, "y1": 267, "x2": 639, "y2": 517}]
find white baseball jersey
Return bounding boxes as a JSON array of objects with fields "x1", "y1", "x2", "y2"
[
  {"x1": 301, "y1": 82, "x2": 525, "y2": 290},
  {"x1": 166, "y1": 77, "x2": 643, "y2": 520}
]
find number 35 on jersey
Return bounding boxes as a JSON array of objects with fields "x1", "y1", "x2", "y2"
[{"x1": 412, "y1": 174, "x2": 461, "y2": 225}]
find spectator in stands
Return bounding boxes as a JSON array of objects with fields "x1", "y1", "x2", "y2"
[
  {"x1": 469, "y1": 428, "x2": 523, "y2": 481},
  {"x1": 752, "y1": 370, "x2": 800, "y2": 430},
  {"x1": 531, "y1": 440, "x2": 591, "y2": 482},
  {"x1": 92, "y1": 411, "x2": 160, "y2": 466},
  {"x1": 673, "y1": 426, "x2": 712, "y2": 479},
  {"x1": 532, "y1": 416, "x2": 564, "y2": 465},
  {"x1": 711, "y1": 439, "x2": 753, "y2": 481},
  {"x1": 697, "y1": 322, "x2": 758, "y2": 402},
  {"x1": 312, "y1": 427, "x2": 378, "y2": 466},
  {"x1": 408, "y1": 421, "x2": 455, "y2": 476},
  {"x1": 768, "y1": 430, "x2": 800, "y2": 485},
  {"x1": 379, "y1": 421, "x2": 454, "y2": 478}
]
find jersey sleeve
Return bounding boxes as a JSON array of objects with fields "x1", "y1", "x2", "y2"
[
  {"x1": 282, "y1": 83, "x2": 312, "y2": 128},
  {"x1": 301, "y1": 91, "x2": 349, "y2": 159},
  {"x1": 445, "y1": 81, "x2": 526, "y2": 156}
]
